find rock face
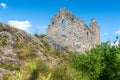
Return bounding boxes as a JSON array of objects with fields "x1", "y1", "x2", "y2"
[
  {"x1": 46, "y1": 8, "x2": 100, "y2": 53},
  {"x1": 0, "y1": 23, "x2": 44, "y2": 80},
  {"x1": 0, "y1": 23, "x2": 43, "y2": 47}
]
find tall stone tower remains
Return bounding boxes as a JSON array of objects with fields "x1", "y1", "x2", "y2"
[{"x1": 46, "y1": 8, "x2": 100, "y2": 53}]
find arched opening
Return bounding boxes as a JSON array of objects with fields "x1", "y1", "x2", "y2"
[{"x1": 62, "y1": 19, "x2": 66, "y2": 26}]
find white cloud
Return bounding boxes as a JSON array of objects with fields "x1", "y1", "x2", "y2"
[
  {"x1": 0, "y1": 2, "x2": 7, "y2": 8},
  {"x1": 104, "y1": 32, "x2": 108, "y2": 36},
  {"x1": 8, "y1": 20, "x2": 32, "y2": 32},
  {"x1": 111, "y1": 41, "x2": 119, "y2": 46},
  {"x1": 114, "y1": 29, "x2": 120, "y2": 34}
]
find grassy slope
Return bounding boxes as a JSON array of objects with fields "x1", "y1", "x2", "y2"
[
  {"x1": 1, "y1": 24, "x2": 120, "y2": 80},
  {"x1": 6, "y1": 34, "x2": 120, "y2": 80}
]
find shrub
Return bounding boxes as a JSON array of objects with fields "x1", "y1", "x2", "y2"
[
  {"x1": 70, "y1": 41, "x2": 120, "y2": 80},
  {"x1": 34, "y1": 34, "x2": 46, "y2": 38}
]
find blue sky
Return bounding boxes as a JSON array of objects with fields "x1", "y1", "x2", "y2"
[{"x1": 0, "y1": 0, "x2": 120, "y2": 42}]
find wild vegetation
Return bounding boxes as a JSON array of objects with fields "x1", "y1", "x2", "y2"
[
  {"x1": 70, "y1": 41, "x2": 120, "y2": 80},
  {"x1": 1, "y1": 27, "x2": 120, "y2": 80}
]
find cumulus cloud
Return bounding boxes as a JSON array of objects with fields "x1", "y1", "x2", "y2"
[
  {"x1": 111, "y1": 41, "x2": 119, "y2": 46},
  {"x1": 0, "y1": 2, "x2": 7, "y2": 8},
  {"x1": 8, "y1": 20, "x2": 32, "y2": 32},
  {"x1": 114, "y1": 29, "x2": 120, "y2": 34}
]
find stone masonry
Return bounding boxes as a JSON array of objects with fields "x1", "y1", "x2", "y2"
[{"x1": 46, "y1": 8, "x2": 100, "y2": 53}]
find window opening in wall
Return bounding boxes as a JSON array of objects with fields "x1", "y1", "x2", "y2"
[
  {"x1": 87, "y1": 32, "x2": 88, "y2": 37},
  {"x1": 61, "y1": 30, "x2": 65, "y2": 36},
  {"x1": 62, "y1": 19, "x2": 66, "y2": 26},
  {"x1": 58, "y1": 16, "x2": 61, "y2": 19},
  {"x1": 52, "y1": 22, "x2": 55, "y2": 25},
  {"x1": 71, "y1": 18, "x2": 75, "y2": 23}
]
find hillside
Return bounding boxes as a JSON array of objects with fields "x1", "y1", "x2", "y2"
[
  {"x1": 0, "y1": 23, "x2": 62, "y2": 80},
  {"x1": 0, "y1": 23, "x2": 120, "y2": 80},
  {"x1": 0, "y1": 23, "x2": 41, "y2": 79}
]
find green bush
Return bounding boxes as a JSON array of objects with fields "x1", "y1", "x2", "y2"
[
  {"x1": 34, "y1": 34, "x2": 46, "y2": 38},
  {"x1": 70, "y1": 41, "x2": 120, "y2": 80}
]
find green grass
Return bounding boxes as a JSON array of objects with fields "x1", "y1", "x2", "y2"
[{"x1": 0, "y1": 62, "x2": 20, "y2": 71}]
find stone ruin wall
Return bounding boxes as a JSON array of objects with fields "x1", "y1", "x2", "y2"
[{"x1": 46, "y1": 8, "x2": 100, "y2": 53}]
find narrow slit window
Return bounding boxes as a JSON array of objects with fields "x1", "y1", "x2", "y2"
[
  {"x1": 87, "y1": 32, "x2": 89, "y2": 37},
  {"x1": 62, "y1": 19, "x2": 66, "y2": 26},
  {"x1": 71, "y1": 18, "x2": 75, "y2": 23},
  {"x1": 52, "y1": 22, "x2": 55, "y2": 25},
  {"x1": 62, "y1": 30, "x2": 65, "y2": 36}
]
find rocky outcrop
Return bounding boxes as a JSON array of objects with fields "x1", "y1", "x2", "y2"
[
  {"x1": 0, "y1": 47, "x2": 19, "y2": 65},
  {"x1": 0, "y1": 23, "x2": 45, "y2": 80},
  {"x1": 13, "y1": 30, "x2": 43, "y2": 46},
  {"x1": 0, "y1": 23, "x2": 43, "y2": 47}
]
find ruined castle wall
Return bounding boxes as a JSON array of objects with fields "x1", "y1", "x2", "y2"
[{"x1": 46, "y1": 8, "x2": 100, "y2": 53}]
